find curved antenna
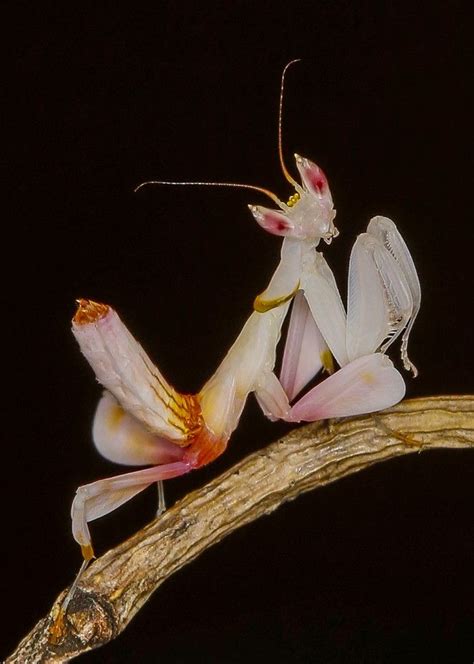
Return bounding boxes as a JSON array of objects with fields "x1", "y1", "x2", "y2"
[
  {"x1": 134, "y1": 179, "x2": 281, "y2": 205},
  {"x1": 135, "y1": 63, "x2": 303, "y2": 205},
  {"x1": 278, "y1": 59, "x2": 301, "y2": 188}
]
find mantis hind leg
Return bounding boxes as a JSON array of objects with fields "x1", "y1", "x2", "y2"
[{"x1": 55, "y1": 460, "x2": 192, "y2": 630}]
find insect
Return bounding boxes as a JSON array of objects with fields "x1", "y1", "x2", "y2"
[{"x1": 70, "y1": 62, "x2": 420, "y2": 566}]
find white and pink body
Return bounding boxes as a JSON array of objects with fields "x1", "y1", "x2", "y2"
[{"x1": 71, "y1": 152, "x2": 420, "y2": 559}]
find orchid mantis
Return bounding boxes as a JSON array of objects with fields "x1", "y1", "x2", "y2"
[
  {"x1": 70, "y1": 203, "x2": 419, "y2": 561},
  {"x1": 69, "y1": 62, "x2": 420, "y2": 567}
]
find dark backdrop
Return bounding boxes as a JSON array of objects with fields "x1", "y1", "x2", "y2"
[{"x1": 5, "y1": 3, "x2": 473, "y2": 662}]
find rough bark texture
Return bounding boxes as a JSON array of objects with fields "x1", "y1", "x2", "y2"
[{"x1": 7, "y1": 395, "x2": 474, "y2": 663}]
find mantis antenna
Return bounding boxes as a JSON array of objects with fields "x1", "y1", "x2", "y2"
[
  {"x1": 278, "y1": 59, "x2": 301, "y2": 188},
  {"x1": 134, "y1": 60, "x2": 302, "y2": 203},
  {"x1": 134, "y1": 178, "x2": 281, "y2": 205}
]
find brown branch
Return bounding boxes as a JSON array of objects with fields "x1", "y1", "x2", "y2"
[{"x1": 7, "y1": 395, "x2": 474, "y2": 663}]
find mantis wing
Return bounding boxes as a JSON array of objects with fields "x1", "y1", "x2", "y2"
[
  {"x1": 367, "y1": 216, "x2": 421, "y2": 375},
  {"x1": 346, "y1": 226, "x2": 416, "y2": 373},
  {"x1": 345, "y1": 233, "x2": 402, "y2": 361}
]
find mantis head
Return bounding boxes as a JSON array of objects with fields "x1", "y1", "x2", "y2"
[{"x1": 249, "y1": 154, "x2": 338, "y2": 246}]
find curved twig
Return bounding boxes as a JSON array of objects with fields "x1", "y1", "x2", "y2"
[{"x1": 7, "y1": 395, "x2": 474, "y2": 663}]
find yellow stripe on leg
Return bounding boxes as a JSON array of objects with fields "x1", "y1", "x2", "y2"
[{"x1": 253, "y1": 281, "x2": 300, "y2": 313}]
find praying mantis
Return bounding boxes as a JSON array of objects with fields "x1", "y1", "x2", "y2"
[{"x1": 70, "y1": 62, "x2": 420, "y2": 566}]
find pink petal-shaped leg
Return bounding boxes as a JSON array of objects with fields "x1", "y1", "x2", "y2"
[
  {"x1": 71, "y1": 461, "x2": 192, "y2": 558},
  {"x1": 287, "y1": 353, "x2": 405, "y2": 422},
  {"x1": 280, "y1": 291, "x2": 330, "y2": 401},
  {"x1": 93, "y1": 391, "x2": 186, "y2": 466}
]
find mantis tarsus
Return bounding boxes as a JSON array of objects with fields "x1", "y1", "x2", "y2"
[{"x1": 68, "y1": 62, "x2": 420, "y2": 578}]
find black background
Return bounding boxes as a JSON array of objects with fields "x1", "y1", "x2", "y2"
[{"x1": 5, "y1": 2, "x2": 473, "y2": 662}]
